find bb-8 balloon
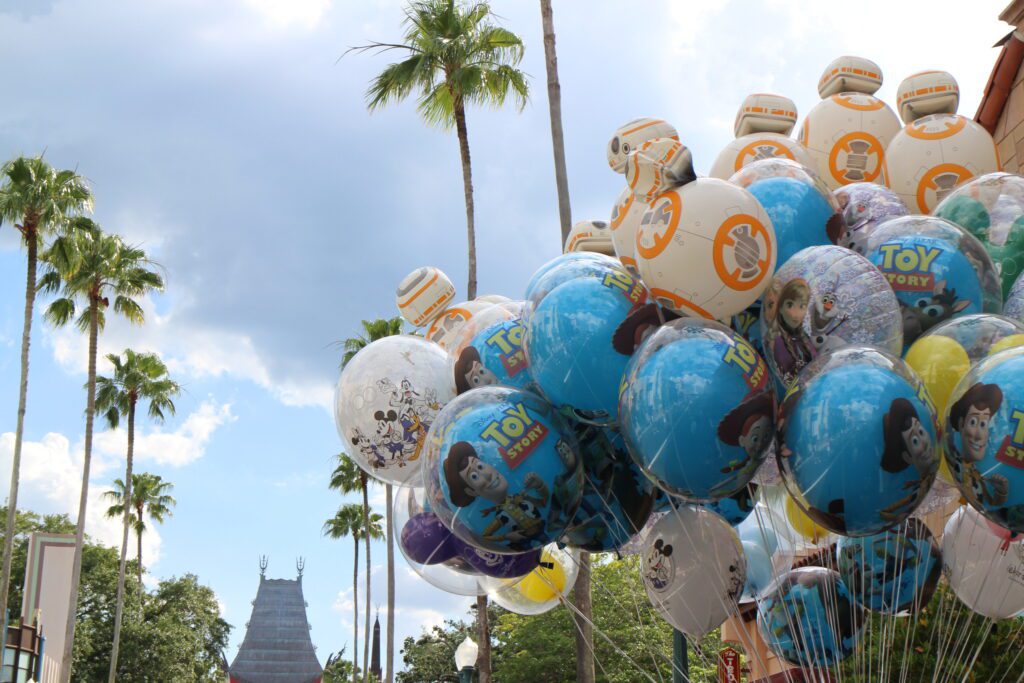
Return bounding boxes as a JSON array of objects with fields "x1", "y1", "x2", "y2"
[
  {"x1": 625, "y1": 138, "x2": 696, "y2": 203},
  {"x1": 607, "y1": 118, "x2": 678, "y2": 174},
  {"x1": 425, "y1": 300, "x2": 491, "y2": 350},
  {"x1": 734, "y1": 93, "x2": 798, "y2": 137},
  {"x1": 635, "y1": 178, "x2": 777, "y2": 319},
  {"x1": 610, "y1": 187, "x2": 647, "y2": 275},
  {"x1": 885, "y1": 114, "x2": 1000, "y2": 213},
  {"x1": 798, "y1": 93, "x2": 902, "y2": 189},
  {"x1": 396, "y1": 266, "x2": 456, "y2": 328},
  {"x1": 564, "y1": 219, "x2": 615, "y2": 255},
  {"x1": 709, "y1": 133, "x2": 815, "y2": 180},
  {"x1": 896, "y1": 71, "x2": 959, "y2": 124},
  {"x1": 817, "y1": 55, "x2": 884, "y2": 98}
]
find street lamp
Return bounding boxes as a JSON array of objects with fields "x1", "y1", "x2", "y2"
[{"x1": 454, "y1": 635, "x2": 478, "y2": 683}]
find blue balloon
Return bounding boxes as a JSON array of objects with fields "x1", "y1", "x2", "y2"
[
  {"x1": 561, "y1": 423, "x2": 655, "y2": 552},
  {"x1": 778, "y1": 346, "x2": 939, "y2": 536},
  {"x1": 740, "y1": 523, "x2": 779, "y2": 557},
  {"x1": 453, "y1": 318, "x2": 534, "y2": 395},
  {"x1": 703, "y1": 485, "x2": 759, "y2": 525},
  {"x1": 422, "y1": 387, "x2": 584, "y2": 553},
  {"x1": 731, "y1": 299, "x2": 765, "y2": 359},
  {"x1": 741, "y1": 539, "x2": 773, "y2": 601},
  {"x1": 747, "y1": 176, "x2": 840, "y2": 267},
  {"x1": 757, "y1": 567, "x2": 864, "y2": 667},
  {"x1": 620, "y1": 319, "x2": 774, "y2": 501},
  {"x1": 835, "y1": 518, "x2": 942, "y2": 614},
  {"x1": 527, "y1": 272, "x2": 648, "y2": 425},
  {"x1": 524, "y1": 252, "x2": 625, "y2": 307}
]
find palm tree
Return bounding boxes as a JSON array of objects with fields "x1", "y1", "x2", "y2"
[
  {"x1": 539, "y1": 0, "x2": 572, "y2": 243},
  {"x1": 95, "y1": 350, "x2": 179, "y2": 682},
  {"x1": 323, "y1": 505, "x2": 384, "y2": 683},
  {"x1": 338, "y1": 316, "x2": 403, "y2": 682},
  {"x1": 102, "y1": 473, "x2": 176, "y2": 589},
  {"x1": 0, "y1": 156, "x2": 91, "y2": 626},
  {"x1": 351, "y1": 0, "x2": 529, "y2": 299},
  {"x1": 38, "y1": 223, "x2": 164, "y2": 682}
]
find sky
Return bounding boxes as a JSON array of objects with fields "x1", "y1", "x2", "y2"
[{"x1": 0, "y1": 0, "x2": 1012, "y2": 673}]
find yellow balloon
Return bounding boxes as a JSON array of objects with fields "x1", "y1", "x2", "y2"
[
  {"x1": 904, "y1": 335, "x2": 971, "y2": 416},
  {"x1": 516, "y1": 551, "x2": 567, "y2": 603},
  {"x1": 988, "y1": 334, "x2": 1024, "y2": 357},
  {"x1": 784, "y1": 495, "x2": 829, "y2": 542}
]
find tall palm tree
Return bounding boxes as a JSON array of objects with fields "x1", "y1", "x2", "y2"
[
  {"x1": 0, "y1": 156, "x2": 92, "y2": 626},
  {"x1": 95, "y1": 350, "x2": 179, "y2": 682},
  {"x1": 539, "y1": 0, "x2": 572, "y2": 243},
  {"x1": 323, "y1": 505, "x2": 384, "y2": 683},
  {"x1": 102, "y1": 473, "x2": 175, "y2": 589},
  {"x1": 38, "y1": 222, "x2": 164, "y2": 682},
  {"x1": 338, "y1": 316, "x2": 403, "y2": 682},
  {"x1": 352, "y1": 0, "x2": 529, "y2": 299}
]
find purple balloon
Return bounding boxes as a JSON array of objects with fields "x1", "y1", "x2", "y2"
[
  {"x1": 401, "y1": 512, "x2": 459, "y2": 565},
  {"x1": 457, "y1": 541, "x2": 542, "y2": 578}
]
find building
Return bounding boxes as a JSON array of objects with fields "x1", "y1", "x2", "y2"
[
  {"x1": 228, "y1": 558, "x2": 323, "y2": 683},
  {"x1": 977, "y1": 1, "x2": 1024, "y2": 172}
]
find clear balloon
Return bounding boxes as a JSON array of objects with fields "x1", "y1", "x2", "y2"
[
  {"x1": 447, "y1": 303, "x2": 518, "y2": 358},
  {"x1": 620, "y1": 319, "x2": 774, "y2": 501},
  {"x1": 778, "y1": 346, "x2": 940, "y2": 536},
  {"x1": 740, "y1": 539, "x2": 773, "y2": 602},
  {"x1": 831, "y1": 182, "x2": 909, "y2": 256},
  {"x1": 523, "y1": 252, "x2": 627, "y2": 313},
  {"x1": 942, "y1": 505, "x2": 1024, "y2": 619},
  {"x1": 1004, "y1": 270, "x2": 1024, "y2": 323},
  {"x1": 482, "y1": 544, "x2": 580, "y2": 615},
  {"x1": 703, "y1": 484, "x2": 759, "y2": 526},
  {"x1": 334, "y1": 336, "x2": 456, "y2": 486},
  {"x1": 451, "y1": 318, "x2": 534, "y2": 396}
]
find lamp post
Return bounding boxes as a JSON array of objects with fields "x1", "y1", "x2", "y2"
[{"x1": 454, "y1": 636, "x2": 478, "y2": 683}]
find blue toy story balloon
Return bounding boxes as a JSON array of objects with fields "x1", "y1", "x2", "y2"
[
  {"x1": 835, "y1": 517, "x2": 942, "y2": 614},
  {"x1": 422, "y1": 386, "x2": 584, "y2": 553},
  {"x1": 561, "y1": 423, "x2": 655, "y2": 552},
  {"x1": 731, "y1": 299, "x2": 766, "y2": 358},
  {"x1": 527, "y1": 270, "x2": 649, "y2": 425},
  {"x1": 864, "y1": 216, "x2": 1002, "y2": 349},
  {"x1": 620, "y1": 319, "x2": 775, "y2": 502},
  {"x1": 945, "y1": 346, "x2": 1024, "y2": 533},
  {"x1": 757, "y1": 567, "x2": 864, "y2": 667},
  {"x1": 745, "y1": 176, "x2": 842, "y2": 267},
  {"x1": 741, "y1": 538, "x2": 773, "y2": 601},
  {"x1": 524, "y1": 252, "x2": 626, "y2": 310},
  {"x1": 778, "y1": 346, "x2": 939, "y2": 536},
  {"x1": 453, "y1": 318, "x2": 534, "y2": 395},
  {"x1": 704, "y1": 484, "x2": 759, "y2": 526}
]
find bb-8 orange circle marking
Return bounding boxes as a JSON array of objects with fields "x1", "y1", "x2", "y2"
[
  {"x1": 427, "y1": 308, "x2": 472, "y2": 341},
  {"x1": 734, "y1": 139, "x2": 796, "y2": 171},
  {"x1": 905, "y1": 116, "x2": 966, "y2": 141},
  {"x1": 828, "y1": 131, "x2": 884, "y2": 184},
  {"x1": 635, "y1": 191, "x2": 681, "y2": 260},
  {"x1": 649, "y1": 288, "x2": 714, "y2": 320},
  {"x1": 832, "y1": 94, "x2": 886, "y2": 111},
  {"x1": 610, "y1": 193, "x2": 635, "y2": 230},
  {"x1": 712, "y1": 214, "x2": 773, "y2": 292},
  {"x1": 915, "y1": 164, "x2": 974, "y2": 213}
]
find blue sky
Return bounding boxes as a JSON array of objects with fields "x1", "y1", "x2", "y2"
[{"x1": 0, "y1": 0, "x2": 1010, "y2": 671}]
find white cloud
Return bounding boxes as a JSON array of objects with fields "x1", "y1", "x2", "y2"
[
  {"x1": 93, "y1": 400, "x2": 235, "y2": 467},
  {"x1": 242, "y1": 0, "x2": 331, "y2": 30}
]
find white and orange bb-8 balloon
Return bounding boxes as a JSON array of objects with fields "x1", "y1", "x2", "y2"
[
  {"x1": 610, "y1": 187, "x2": 647, "y2": 276},
  {"x1": 635, "y1": 178, "x2": 777, "y2": 319},
  {"x1": 564, "y1": 219, "x2": 615, "y2": 255},
  {"x1": 425, "y1": 300, "x2": 491, "y2": 350},
  {"x1": 885, "y1": 113, "x2": 1000, "y2": 213},
  {"x1": 798, "y1": 93, "x2": 901, "y2": 189},
  {"x1": 734, "y1": 93, "x2": 798, "y2": 137},
  {"x1": 396, "y1": 267, "x2": 456, "y2": 328},
  {"x1": 475, "y1": 294, "x2": 511, "y2": 305},
  {"x1": 607, "y1": 118, "x2": 678, "y2": 174},
  {"x1": 896, "y1": 71, "x2": 960, "y2": 124},
  {"x1": 709, "y1": 133, "x2": 814, "y2": 180},
  {"x1": 624, "y1": 138, "x2": 696, "y2": 203},
  {"x1": 817, "y1": 55, "x2": 884, "y2": 98}
]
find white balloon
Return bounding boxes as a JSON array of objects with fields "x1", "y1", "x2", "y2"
[
  {"x1": 640, "y1": 506, "x2": 746, "y2": 637},
  {"x1": 942, "y1": 505, "x2": 1024, "y2": 619}
]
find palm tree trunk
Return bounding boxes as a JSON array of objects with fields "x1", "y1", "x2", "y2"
[
  {"x1": 353, "y1": 537, "x2": 360, "y2": 683},
  {"x1": 0, "y1": 227, "x2": 38, "y2": 628},
  {"x1": 453, "y1": 99, "x2": 477, "y2": 299},
  {"x1": 361, "y1": 480, "x2": 372, "y2": 683},
  {"x1": 475, "y1": 595, "x2": 491, "y2": 683},
  {"x1": 385, "y1": 484, "x2": 395, "y2": 683},
  {"x1": 60, "y1": 297, "x2": 100, "y2": 683},
  {"x1": 136, "y1": 504, "x2": 144, "y2": 598},
  {"x1": 540, "y1": 0, "x2": 573, "y2": 243},
  {"x1": 107, "y1": 400, "x2": 136, "y2": 683},
  {"x1": 572, "y1": 552, "x2": 595, "y2": 683}
]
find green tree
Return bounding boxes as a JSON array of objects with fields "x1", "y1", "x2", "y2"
[
  {"x1": 323, "y1": 647, "x2": 360, "y2": 683},
  {"x1": 95, "y1": 349, "x2": 180, "y2": 682},
  {"x1": 0, "y1": 507, "x2": 78, "y2": 620},
  {"x1": 324, "y1": 504, "x2": 384, "y2": 683},
  {"x1": 103, "y1": 473, "x2": 176, "y2": 591},
  {"x1": 352, "y1": 0, "x2": 529, "y2": 300},
  {"x1": 397, "y1": 617, "x2": 476, "y2": 683},
  {"x1": 0, "y1": 156, "x2": 92, "y2": 629},
  {"x1": 339, "y1": 315, "x2": 403, "y2": 683},
  {"x1": 38, "y1": 222, "x2": 164, "y2": 681}
]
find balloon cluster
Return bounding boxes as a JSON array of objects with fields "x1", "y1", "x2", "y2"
[{"x1": 333, "y1": 53, "x2": 1024, "y2": 668}]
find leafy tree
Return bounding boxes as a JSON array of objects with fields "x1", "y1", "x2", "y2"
[
  {"x1": 352, "y1": 0, "x2": 530, "y2": 300},
  {"x1": 0, "y1": 155, "x2": 92, "y2": 630},
  {"x1": 103, "y1": 473, "x2": 176, "y2": 589},
  {"x1": 397, "y1": 618, "x2": 475, "y2": 683},
  {"x1": 39, "y1": 222, "x2": 164, "y2": 680},
  {"x1": 0, "y1": 507, "x2": 78, "y2": 619},
  {"x1": 95, "y1": 348, "x2": 180, "y2": 682},
  {"x1": 323, "y1": 647, "x2": 360, "y2": 683}
]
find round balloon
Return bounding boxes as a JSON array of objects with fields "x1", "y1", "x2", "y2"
[
  {"x1": 524, "y1": 252, "x2": 609, "y2": 304},
  {"x1": 704, "y1": 484, "x2": 759, "y2": 526},
  {"x1": 610, "y1": 187, "x2": 647, "y2": 276},
  {"x1": 784, "y1": 494, "x2": 831, "y2": 544},
  {"x1": 620, "y1": 319, "x2": 775, "y2": 501},
  {"x1": 561, "y1": 423, "x2": 655, "y2": 552},
  {"x1": 607, "y1": 117, "x2": 678, "y2": 173},
  {"x1": 744, "y1": 175, "x2": 843, "y2": 267},
  {"x1": 482, "y1": 544, "x2": 580, "y2": 615},
  {"x1": 864, "y1": 216, "x2": 1002, "y2": 349},
  {"x1": 526, "y1": 270, "x2": 649, "y2": 425},
  {"x1": 757, "y1": 567, "x2": 864, "y2": 667},
  {"x1": 401, "y1": 511, "x2": 461, "y2": 565},
  {"x1": 709, "y1": 133, "x2": 815, "y2": 180},
  {"x1": 1005, "y1": 270, "x2": 1024, "y2": 323},
  {"x1": 396, "y1": 266, "x2": 455, "y2": 328},
  {"x1": 447, "y1": 302, "x2": 519, "y2": 358},
  {"x1": 778, "y1": 346, "x2": 940, "y2": 536},
  {"x1": 835, "y1": 517, "x2": 942, "y2": 614},
  {"x1": 640, "y1": 506, "x2": 746, "y2": 637},
  {"x1": 565, "y1": 219, "x2": 615, "y2": 256},
  {"x1": 524, "y1": 253, "x2": 629, "y2": 316},
  {"x1": 426, "y1": 300, "x2": 493, "y2": 351},
  {"x1": 457, "y1": 544, "x2": 541, "y2": 579},
  {"x1": 741, "y1": 539, "x2": 773, "y2": 602},
  {"x1": 760, "y1": 244, "x2": 902, "y2": 388},
  {"x1": 421, "y1": 386, "x2": 583, "y2": 553},
  {"x1": 943, "y1": 505, "x2": 1024, "y2": 619},
  {"x1": 731, "y1": 299, "x2": 766, "y2": 359},
  {"x1": 334, "y1": 336, "x2": 456, "y2": 486},
  {"x1": 451, "y1": 318, "x2": 534, "y2": 396},
  {"x1": 935, "y1": 172, "x2": 1024, "y2": 299},
  {"x1": 945, "y1": 346, "x2": 1024, "y2": 532},
  {"x1": 832, "y1": 182, "x2": 909, "y2": 255},
  {"x1": 729, "y1": 157, "x2": 832, "y2": 198}
]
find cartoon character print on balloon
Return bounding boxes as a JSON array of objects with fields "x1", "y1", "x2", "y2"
[
  {"x1": 832, "y1": 183, "x2": 909, "y2": 256},
  {"x1": 947, "y1": 383, "x2": 1010, "y2": 508},
  {"x1": 766, "y1": 278, "x2": 818, "y2": 386},
  {"x1": 453, "y1": 320, "x2": 532, "y2": 395},
  {"x1": 877, "y1": 398, "x2": 936, "y2": 521},
  {"x1": 351, "y1": 377, "x2": 441, "y2": 471},
  {"x1": 644, "y1": 539, "x2": 674, "y2": 592},
  {"x1": 717, "y1": 393, "x2": 774, "y2": 477}
]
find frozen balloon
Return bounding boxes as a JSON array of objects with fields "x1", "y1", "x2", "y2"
[{"x1": 832, "y1": 182, "x2": 909, "y2": 255}]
